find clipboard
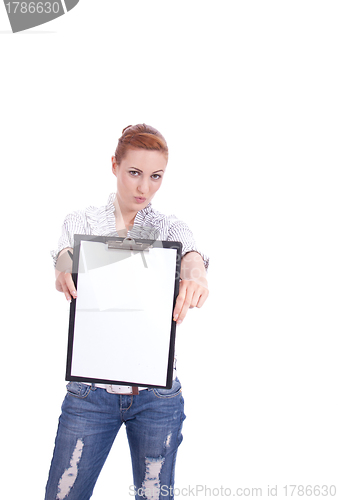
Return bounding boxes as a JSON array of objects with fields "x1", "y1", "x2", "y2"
[{"x1": 66, "y1": 234, "x2": 182, "y2": 389}]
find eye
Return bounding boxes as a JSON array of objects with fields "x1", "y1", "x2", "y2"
[
  {"x1": 151, "y1": 174, "x2": 162, "y2": 180},
  {"x1": 129, "y1": 170, "x2": 140, "y2": 176}
]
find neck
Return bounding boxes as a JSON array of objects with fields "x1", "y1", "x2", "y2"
[{"x1": 114, "y1": 197, "x2": 137, "y2": 233}]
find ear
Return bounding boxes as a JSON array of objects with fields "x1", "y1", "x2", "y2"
[{"x1": 112, "y1": 156, "x2": 118, "y2": 177}]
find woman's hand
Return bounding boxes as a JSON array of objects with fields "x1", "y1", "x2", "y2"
[
  {"x1": 55, "y1": 248, "x2": 77, "y2": 302},
  {"x1": 173, "y1": 278, "x2": 209, "y2": 325},
  {"x1": 173, "y1": 251, "x2": 209, "y2": 325},
  {"x1": 55, "y1": 271, "x2": 77, "y2": 302}
]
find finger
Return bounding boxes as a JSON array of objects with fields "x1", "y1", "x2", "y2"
[
  {"x1": 189, "y1": 288, "x2": 202, "y2": 308},
  {"x1": 196, "y1": 288, "x2": 209, "y2": 308},
  {"x1": 60, "y1": 280, "x2": 73, "y2": 303},
  {"x1": 175, "y1": 287, "x2": 194, "y2": 324},
  {"x1": 174, "y1": 280, "x2": 188, "y2": 321},
  {"x1": 173, "y1": 294, "x2": 184, "y2": 322},
  {"x1": 173, "y1": 281, "x2": 188, "y2": 322},
  {"x1": 64, "y1": 272, "x2": 77, "y2": 298}
]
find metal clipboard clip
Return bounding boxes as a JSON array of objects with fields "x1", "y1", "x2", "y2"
[
  {"x1": 107, "y1": 237, "x2": 153, "y2": 251},
  {"x1": 107, "y1": 237, "x2": 153, "y2": 268}
]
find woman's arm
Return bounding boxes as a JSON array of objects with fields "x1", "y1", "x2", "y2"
[{"x1": 173, "y1": 251, "x2": 209, "y2": 325}]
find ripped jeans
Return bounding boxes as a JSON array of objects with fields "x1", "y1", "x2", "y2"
[{"x1": 44, "y1": 378, "x2": 185, "y2": 500}]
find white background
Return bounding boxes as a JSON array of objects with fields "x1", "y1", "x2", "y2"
[{"x1": 0, "y1": 1, "x2": 337, "y2": 499}]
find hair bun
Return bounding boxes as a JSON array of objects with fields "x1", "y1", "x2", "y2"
[{"x1": 122, "y1": 125, "x2": 133, "y2": 134}]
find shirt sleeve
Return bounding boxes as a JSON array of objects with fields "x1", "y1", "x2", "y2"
[
  {"x1": 167, "y1": 220, "x2": 209, "y2": 271},
  {"x1": 50, "y1": 211, "x2": 87, "y2": 267}
]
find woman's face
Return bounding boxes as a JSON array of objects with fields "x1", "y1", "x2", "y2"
[{"x1": 112, "y1": 148, "x2": 167, "y2": 214}]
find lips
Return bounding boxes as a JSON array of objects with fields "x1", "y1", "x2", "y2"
[{"x1": 134, "y1": 197, "x2": 147, "y2": 203}]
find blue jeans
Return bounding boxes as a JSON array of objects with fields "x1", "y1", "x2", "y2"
[{"x1": 45, "y1": 378, "x2": 185, "y2": 500}]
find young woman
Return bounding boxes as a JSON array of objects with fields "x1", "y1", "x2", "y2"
[{"x1": 45, "y1": 124, "x2": 209, "y2": 500}]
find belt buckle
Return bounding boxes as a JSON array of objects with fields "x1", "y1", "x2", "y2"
[{"x1": 105, "y1": 385, "x2": 139, "y2": 395}]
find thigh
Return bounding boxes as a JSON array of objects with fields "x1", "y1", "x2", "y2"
[
  {"x1": 126, "y1": 379, "x2": 186, "y2": 500},
  {"x1": 45, "y1": 383, "x2": 122, "y2": 500}
]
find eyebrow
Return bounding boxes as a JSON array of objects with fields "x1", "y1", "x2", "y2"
[{"x1": 130, "y1": 167, "x2": 164, "y2": 174}]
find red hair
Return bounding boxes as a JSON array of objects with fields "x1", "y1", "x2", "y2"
[{"x1": 114, "y1": 124, "x2": 168, "y2": 164}]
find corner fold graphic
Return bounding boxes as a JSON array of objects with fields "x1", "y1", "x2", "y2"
[
  {"x1": 64, "y1": 0, "x2": 79, "y2": 12},
  {"x1": 3, "y1": 0, "x2": 80, "y2": 33}
]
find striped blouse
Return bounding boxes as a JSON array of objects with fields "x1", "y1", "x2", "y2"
[{"x1": 51, "y1": 192, "x2": 209, "y2": 269}]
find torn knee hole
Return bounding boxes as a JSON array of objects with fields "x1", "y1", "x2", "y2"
[
  {"x1": 141, "y1": 456, "x2": 165, "y2": 500},
  {"x1": 56, "y1": 438, "x2": 84, "y2": 500}
]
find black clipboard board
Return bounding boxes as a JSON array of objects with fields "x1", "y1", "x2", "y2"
[{"x1": 66, "y1": 235, "x2": 182, "y2": 389}]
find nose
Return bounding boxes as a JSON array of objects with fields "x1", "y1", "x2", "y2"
[{"x1": 137, "y1": 178, "x2": 149, "y2": 195}]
